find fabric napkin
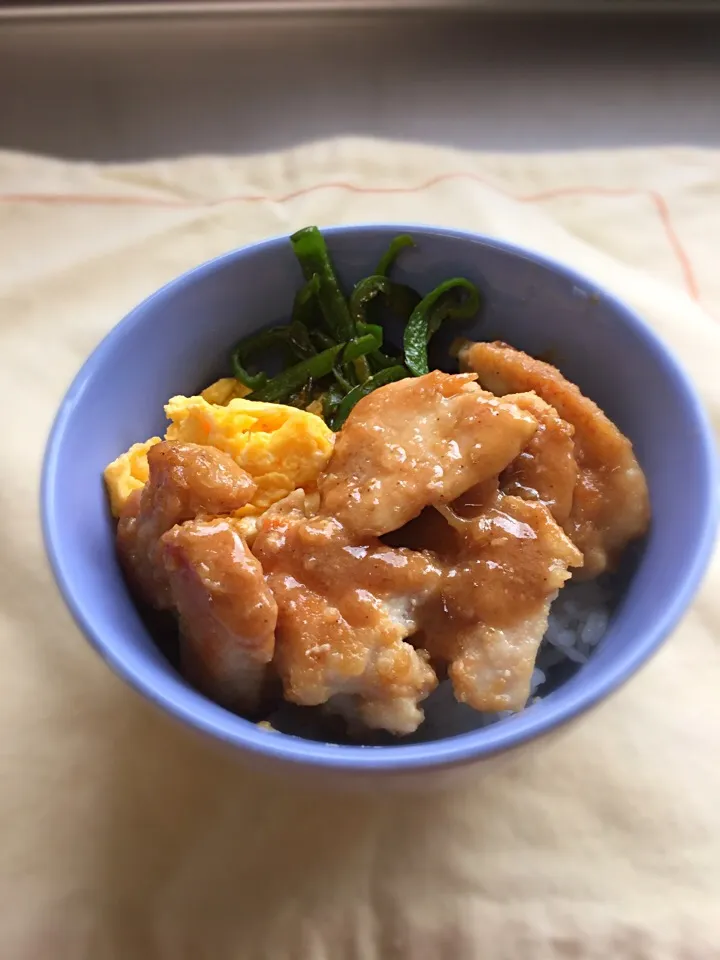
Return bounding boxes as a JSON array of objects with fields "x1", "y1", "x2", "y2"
[{"x1": 1, "y1": 138, "x2": 719, "y2": 960}]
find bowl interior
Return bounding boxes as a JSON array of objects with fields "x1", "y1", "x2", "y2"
[{"x1": 42, "y1": 225, "x2": 717, "y2": 771}]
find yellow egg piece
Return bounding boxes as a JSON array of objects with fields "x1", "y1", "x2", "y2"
[
  {"x1": 104, "y1": 437, "x2": 162, "y2": 518},
  {"x1": 200, "y1": 377, "x2": 251, "y2": 405},
  {"x1": 164, "y1": 395, "x2": 335, "y2": 516}
]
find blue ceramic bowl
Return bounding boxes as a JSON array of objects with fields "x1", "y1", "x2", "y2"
[{"x1": 42, "y1": 225, "x2": 718, "y2": 780}]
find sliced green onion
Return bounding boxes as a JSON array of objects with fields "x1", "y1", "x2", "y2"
[
  {"x1": 349, "y1": 275, "x2": 420, "y2": 329},
  {"x1": 375, "y1": 234, "x2": 415, "y2": 276},
  {"x1": 342, "y1": 325, "x2": 383, "y2": 364},
  {"x1": 290, "y1": 227, "x2": 354, "y2": 342},
  {"x1": 331, "y1": 366, "x2": 352, "y2": 392},
  {"x1": 231, "y1": 326, "x2": 291, "y2": 390},
  {"x1": 291, "y1": 273, "x2": 321, "y2": 329},
  {"x1": 348, "y1": 275, "x2": 420, "y2": 374},
  {"x1": 310, "y1": 329, "x2": 336, "y2": 352},
  {"x1": 286, "y1": 320, "x2": 315, "y2": 361},
  {"x1": 403, "y1": 278, "x2": 481, "y2": 377},
  {"x1": 248, "y1": 344, "x2": 343, "y2": 404},
  {"x1": 321, "y1": 383, "x2": 346, "y2": 422}
]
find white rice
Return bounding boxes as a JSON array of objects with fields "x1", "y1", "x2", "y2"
[{"x1": 537, "y1": 579, "x2": 611, "y2": 675}]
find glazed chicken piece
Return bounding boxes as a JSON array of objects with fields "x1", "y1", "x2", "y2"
[
  {"x1": 161, "y1": 518, "x2": 277, "y2": 712},
  {"x1": 319, "y1": 370, "x2": 538, "y2": 538},
  {"x1": 253, "y1": 492, "x2": 441, "y2": 735},
  {"x1": 117, "y1": 441, "x2": 256, "y2": 608},
  {"x1": 425, "y1": 488, "x2": 584, "y2": 711},
  {"x1": 459, "y1": 341, "x2": 650, "y2": 578},
  {"x1": 500, "y1": 391, "x2": 578, "y2": 525}
]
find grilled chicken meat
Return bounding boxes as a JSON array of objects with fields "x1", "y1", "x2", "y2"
[
  {"x1": 114, "y1": 350, "x2": 648, "y2": 734},
  {"x1": 459, "y1": 341, "x2": 650, "y2": 578},
  {"x1": 499, "y1": 391, "x2": 578, "y2": 525},
  {"x1": 424, "y1": 486, "x2": 584, "y2": 711},
  {"x1": 253, "y1": 492, "x2": 441, "y2": 735},
  {"x1": 117, "y1": 441, "x2": 257, "y2": 608},
  {"x1": 319, "y1": 370, "x2": 538, "y2": 538},
  {"x1": 161, "y1": 517, "x2": 277, "y2": 712}
]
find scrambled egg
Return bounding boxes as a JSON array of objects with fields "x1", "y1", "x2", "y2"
[
  {"x1": 165, "y1": 395, "x2": 334, "y2": 516},
  {"x1": 104, "y1": 379, "x2": 335, "y2": 519},
  {"x1": 104, "y1": 437, "x2": 162, "y2": 517},
  {"x1": 200, "y1": 377, "x2": 251, "y2": 406}
]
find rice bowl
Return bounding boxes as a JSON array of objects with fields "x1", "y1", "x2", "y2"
[{"x1": 41, "y1": 224, "x2": 717, "y2": 779}]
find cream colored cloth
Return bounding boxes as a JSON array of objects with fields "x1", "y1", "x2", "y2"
[{"x1": 1, "y1": 139, "x2": 719, "y2": 960}]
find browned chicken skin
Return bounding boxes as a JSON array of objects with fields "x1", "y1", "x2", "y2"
[
  {"x1": 459, "y1": 341, "x2": 650, "y2": 578},
  {"x1": 161, "y1": 518, "x2": 277, "y2": 712},
  {"x1": 117, "y1": 441, "x2": 257, "y2": 608},
  {"x1": 253, "y1": 492, "x2": 441, "y2": 735},
  {"x1": 319, "y1": 370, "x2": 538, "y2": 538}
]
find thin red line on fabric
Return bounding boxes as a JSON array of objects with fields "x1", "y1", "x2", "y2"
[{"x1": 0, "y1": 172, "x2": 700, "y2": 303}]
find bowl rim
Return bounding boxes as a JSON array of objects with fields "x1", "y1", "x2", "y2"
[{"x1": 41, "y1": 223, "x2": 719, "y2": 774}]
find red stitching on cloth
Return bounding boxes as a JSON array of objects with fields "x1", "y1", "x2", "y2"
[
  {"x1": 517, "y1": 184, "x2": 700, "y2": 302},
  {"x1": 0, "y1": 173, "x2": 700, "y2": 302}
]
